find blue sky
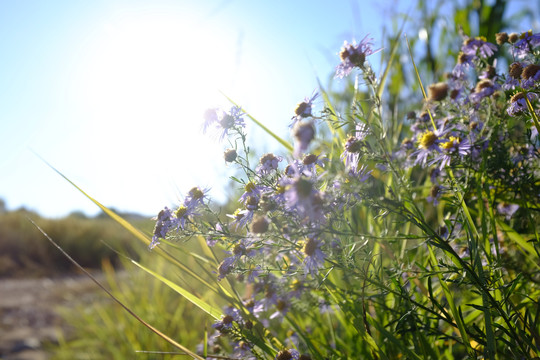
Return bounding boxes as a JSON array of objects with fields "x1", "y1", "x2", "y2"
[{"x1": 0, "y1": 1, "x2": 535, "y2": 218}]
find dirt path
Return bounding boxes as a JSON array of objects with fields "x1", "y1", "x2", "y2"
[{"x1": 0, "y1": 274, "x2": 104, "y2": 360}]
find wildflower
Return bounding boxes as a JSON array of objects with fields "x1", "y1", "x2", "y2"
[
  {"x1": 212, "y1": 306, "x2": 241, "y2": 332},
  {"x1": 149, "y1": 207, "x2": 174, "y2": 249},
  {"x1": 426, "y1": 185, "x2": 443, "y2": 205},
  {"x1": 469, "y1": 79, "x2": 498, "y2": 104},
  {"x1": 497, "y1": 202, "x2": 519, "y2": 220},
  {"x1": 507, "y1": 92, "x2": 537, "y2": 116},
  {"x1": 511, "y1": 31, "x2": 540, "y2": 58},
  {"x1": 270, "y1": 298, "x2": 291, "y2": 319},
  {"x1": 239, "y1": 181, "x2": 266, "y2": 205},
  {"x1": 285, "y1": 176, "x2": 325, "y2": 223},
  {"x1": 202, "y1": 105, "x2": 245, "y2": 141},
  {"x1": 429, "y1": 136, "x2": 471, "y2": 170},
  {"x1": 291, "y1": 92, "x2": 318, "y2": 124},
  {"x1": 508, "y1": 32, "x2": 520, "y2": 43},
  {"x1": 184, "y1": 186, "x2": 208, "y2": 208},
  {"x1": 452, "y1": 52, "x2": 474, "y2": 78},
  {"x1": 410, "y1": 128, "x2": 447, "y2": 167},
  {"x1": 461, "y1": 36, "x2": 497, "y2": 58},
  {"x1": 335, "y1": 35, "x2": 380, "y2": 78},
  {"x1": 174, "y1": 203, "x2": 197, "y2": 230},
  {"x1": 521, "y1": 64, "x2": 540, "y2": 89},
  {"x1": 293, "y1": 121, "x2": 316, "y2": 157},
  {"x1": 257, "y1": 153, "x2": 282, "y2": 175},
  {"x1": 228, "y1": 208, "x2": 254, "y2": 230},
  {"x1": 341, "y1": 135, "x2": 364, "y2": 169},
  {"x1": 302, "y1": 237, "x2": 326, "y2": 276},
  {"x1": 503, "y1": 62, "x2": 524, "y2": 90},
  {"x1": 275, "y1": 349, "x2": 300, "y2": 360}
]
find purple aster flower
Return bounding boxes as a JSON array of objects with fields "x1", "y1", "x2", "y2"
[
  {"x1": 202, "y1": 105, "x2": 245, "y2": 141},
  {"x1": 291, "y1": 91, "x2": 319, "y2": 125},
  {"x1": 426, "y1": 185, "x2": 444, "y2": 205},
  {"x1": 227, "y1": 208, "x2": 254, "y2": 230},
  {"x1": 275, "y1": 349, "x2": 300, "y2": 360},
  {"x1": 461, "y1": 36, "x2": 497, "y2": 58},
  {"x1": 257, "y1": 153, "x2": 282, "y2": 175},
  {"x1": 212, "y1": 306, "x2": 242, "y2": 332},
  {"x1": 335, "y1": 35, "x2": 380, "y2": 78},
  {"x1": 183, "y1": 186, "x2": 208, "y2": 208},
  {"x1": 149, "y1": 207, "x2": 175, "y2": 249},
  {"x1": 269, "y1": 297, "x2": 292, "y2": 320},
  {"x1": 410, "y1": 128, "x2": 447, "y2": 167},
  {"x1": 452, "y1": 52, "x2": 474, "y2": 78},
  {"x1": 284, "y1": 176, "x2": 325, "y2": 224},
  {"x1": 430, "y1": 135, "x2": 471, "y2": 169},
  {"x1": 497, "y1": 202, "x2": 519, "y2": 220},
  {"x1": 507, "y1": 92, "x2": 538, "y2": 116},
  {"x1": 292, "y1": 120, "x2": 316, "y2": 157},
  {"x1": 239, "y1": 181, "x2": 267, "y2": 205},
  {"x1": 302, "y1": 237, "x2": 326, "y2": 277},
  {"x1": 520, "y1": 64, "x2": 540, "y2": 89},
  {"x1": 469, "y1": 79, "x2": 499, "y2": 104},
  {"x1": 511, "y1": 31, "x2": 540, "y2": 59}
]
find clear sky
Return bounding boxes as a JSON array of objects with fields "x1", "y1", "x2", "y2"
[{"x1": 0, "y1": 1, "x2": 535, "y2": 218}]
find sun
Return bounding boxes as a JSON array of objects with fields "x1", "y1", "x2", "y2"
[{"x1": 69, "y1": 9, "x2": 240, "y2": 207}]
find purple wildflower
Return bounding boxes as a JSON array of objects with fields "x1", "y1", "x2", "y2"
[
  {"x1": 284, "y1": 176, "x2": 325, "y2": 224},
  {"x1": 511, "y1": 31, "x2": 540, "y2": 58},
  {"x1": 461, "y1": 36, "x2": 497, "y2": 58},
  {"x1": 275, "y1": 349, "x2": 300, "y2": 360},
  {"x1": 469, "y1": 79, "x2": 499, "y2": 104},
  {"x1": 410, "y1": 128, "x2": 447, "y2": 167},
  {"x1": 302, "y1": 237, "x2": 326, "y2": 277},
  {"x1": 507, "y1": 92, "x2": 537, "y2": 116},
  {"x1": 291, "y1": 91, "x2": 319, "y2": 125},
  {"x1": 335, "y1": 35, "x2": 380, "y2": 78},
  {"x1": 202, "y1": 105, "x2": 245, "y2": 141},
  {"x1": 497, "y1": 202, "x2": 519, "y2": 220},
  {"x1": 341, "y1": 123, "x2": 368, "y2": 168},
  {"x1": 149, "y1": 207, "x2": 174, "y2": 249},
  {"x1": 293, "y1": 120, "x2": 316, "y2": 157},
  {"x1": 257, "y1": 153, "x2": 282, "y2": 175}
]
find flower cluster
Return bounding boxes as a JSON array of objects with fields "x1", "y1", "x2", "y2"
[{"x1": 148, "y1": 30, "x2": 540, "y2": 359}]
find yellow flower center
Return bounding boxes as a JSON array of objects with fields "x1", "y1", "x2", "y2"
[
  {"x1": 175, "y1": 206, "x2": 187, "y2": 218},
  {"x1": 189, "y1": 187, "x2": 204, "y2": 199},
  {"x1": 245, "y1": 182, "x2": 256, "y2": 193},
  {"x1": 441, "y1": 136, "x2": 460, "y2": 151},
  {"x1": 419, "y1": 131, "x2": 438, "y2": 149}
]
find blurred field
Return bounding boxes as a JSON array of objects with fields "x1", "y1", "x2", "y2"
[{"x1": 0, "y1": 204, "x2": 153, "y2": 278}]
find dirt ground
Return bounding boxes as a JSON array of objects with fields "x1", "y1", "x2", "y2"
[{"x1": 0, "y1": 274, "x2": 104, "y2": 360}]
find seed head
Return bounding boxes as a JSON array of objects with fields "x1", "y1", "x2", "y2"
[
  {"x1": 509, "y1": 62, "x2": 523, "y2": 79},
  {"x1": 427, "y1": 82, "x2": 448, "y2": 102},
  {"x1": 224, "y1": 148, "x2": 237, "y2": 162},
  {"x1": 508, "y1": 33, "x2": 519, "y2": 43},
  {"x1": 521, "y1": 64, "x2": 540, "y2": 80},
  {"x1": 496, "y1": 32, "x2": 508, "y2": 45},
  {"x1": 251, "y1": 216, "x2": 269, "y2": 234}
]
